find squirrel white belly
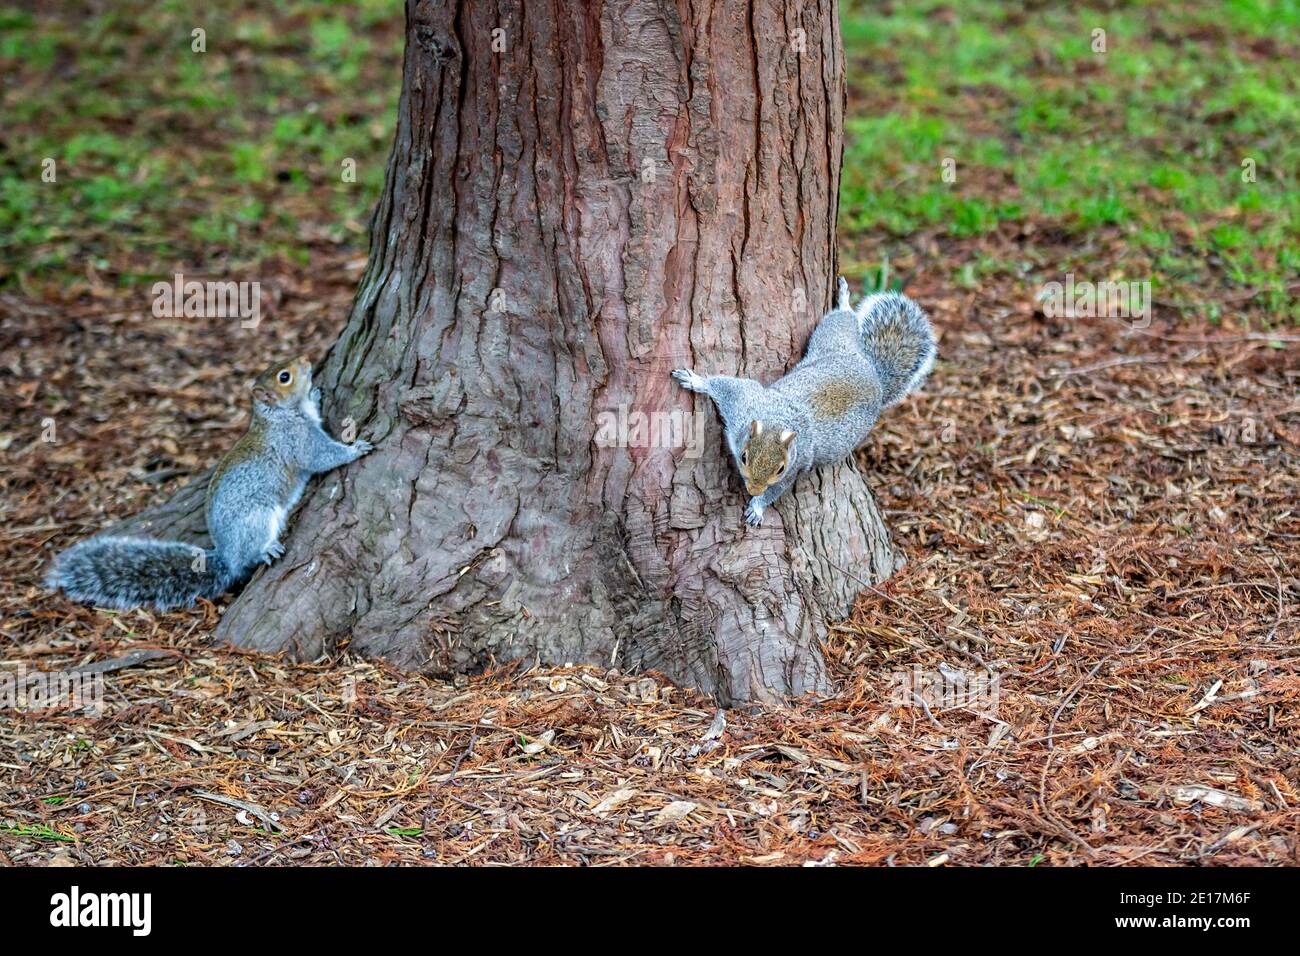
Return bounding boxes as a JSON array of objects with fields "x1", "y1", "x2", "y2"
[
  {"x1": 673, "y1": 277, "x2": 936, "y2": 526},
  {"x1": 46, "y1": 357, "x2": 373, "y2": 610}
]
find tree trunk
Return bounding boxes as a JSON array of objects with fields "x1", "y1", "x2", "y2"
[{"x1": 107, "y1": 0, "x2": 904, "y2": 705}]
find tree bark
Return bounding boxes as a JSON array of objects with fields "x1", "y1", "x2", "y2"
[{"x1": 104, "y1": 0, "x2": 904, "y2": 705}]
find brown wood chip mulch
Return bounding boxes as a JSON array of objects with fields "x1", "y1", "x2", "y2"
[{"x1": 1, "y1": 242, "x2": 1296, "y2": 865}]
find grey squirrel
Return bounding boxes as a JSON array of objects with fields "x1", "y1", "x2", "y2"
[
  {"x1": 46, "y1": 357, "x2": 373, "y2": 610},
  {"x1": 673, "y1": 278, "x2": 936, "y2": 526}
]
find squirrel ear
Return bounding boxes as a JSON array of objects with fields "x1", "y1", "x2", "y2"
[
  {"x1": 750, "y1": 420, "x2": 763, "y2": 440},
  {"x1": 779, "y1": 429, "x2": 796, "y2": 448}
]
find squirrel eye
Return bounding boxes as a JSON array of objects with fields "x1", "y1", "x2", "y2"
[
  {"x1": 741, "y1": 451, "x2": 748, "y2": 465},
  {"x1": 278, "y1": 370, "x2": 292, "y2": 385}
]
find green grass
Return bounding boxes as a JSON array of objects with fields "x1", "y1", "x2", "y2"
[
  {"x1": 1, "y1": 0, "x2": 1295, "y2": 324},
  {"x1": 0, "y1": 0, "x2": 404, "y2": 286},
  {"x1": 840, "y1": 0, "x2": 1299, "y2": 321},
  {"x1": 0, "y1": 822, "x2": 75, "y2": 842}
]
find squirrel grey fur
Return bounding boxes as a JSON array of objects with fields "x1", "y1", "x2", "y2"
[
  {"x1": 673, "y1": 277, "x2": 936, "y2": 526},
  {"x1": 46, "y1": 357, "x2": 372, "y2": 610}
]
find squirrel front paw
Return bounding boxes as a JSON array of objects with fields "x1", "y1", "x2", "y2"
[
  {"x1": 310, "y1": 387, "x2": 322, "y2": 406},
  {"x1": 351, "y1": 439, "x2": 374, "y2": 457},
  {"x1": 263, "y1": 541, "x2": 285, "y2": 565},
  {"x1": 744, "y1": 497, "x2": 765, "y2": 526},
  {"x1": 672, "y1": 368, "x2": 708, "y2": 393}
]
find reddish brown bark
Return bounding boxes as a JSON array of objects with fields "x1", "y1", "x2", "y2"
[{"x1": 107, "y1": 0, "x2": 904, "y2": 704}]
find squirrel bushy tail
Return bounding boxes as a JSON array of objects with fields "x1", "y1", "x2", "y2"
[
  {"x1": 46, "y1": 357, "x2": 373, "y2": 611},
  {"x1": 854, "y1": 290, "x2": 937, "y2": 408},
  {"x1": 45, "y1": 536, "x2": 233, "y2": 611}
]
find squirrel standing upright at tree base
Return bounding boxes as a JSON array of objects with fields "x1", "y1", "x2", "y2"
[
  {"x1": 673, "y1": 278, "x2": 936, "y2": 526},
  {"x1": 46, "y1": 357, "x2": 373, "y2": 610}
]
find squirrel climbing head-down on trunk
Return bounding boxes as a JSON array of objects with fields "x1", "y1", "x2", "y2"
[
  {"x1": 46, "y1": 357, "x2": 374, "y2": 610},
  {"x1": 673, "y1": 277, "x2": 936, "y2": 526}
]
